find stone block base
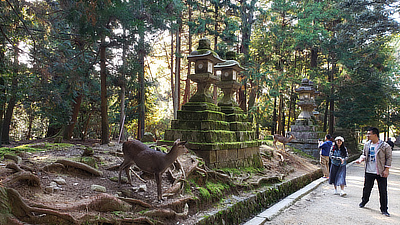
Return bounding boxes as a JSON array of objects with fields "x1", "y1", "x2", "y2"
[{"x1": 193, "y1": 146, "x2": 262, "y2": 168}]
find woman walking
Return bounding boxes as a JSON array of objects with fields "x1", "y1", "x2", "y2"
[{"x1": 329, "y1": 136, "x2": 349, "y2": 197}]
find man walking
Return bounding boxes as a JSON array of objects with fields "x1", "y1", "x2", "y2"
[
  {"x1": 318, "y1": 134, "x2": 332, "y2": 178},
  {"x1": 356, "y1": 127, "x2": 392, "y2": 217}
]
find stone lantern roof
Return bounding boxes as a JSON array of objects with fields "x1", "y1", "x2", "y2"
[
  {"x1": 214, "y1": 60, "x2": 245, "y2": 72},
  {"x1": 187, "y1": 38, "x2": 224, "y2": 64},
  {"x1": 215, "y1": 50, "x2": 244, "y2": 71},
  {"x1": 295, "y1": 79, "x2": 315, "y2": 92}
]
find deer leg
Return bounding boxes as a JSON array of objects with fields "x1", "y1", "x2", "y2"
[
  {"x1": 130, "y1": 168, "x2": 147, "y2": 183},
  {"x1": 155, "y1": 172, "x2": 163, "y2": 201},
  {"x1": 118, "y1": 160, "x2": 130, "y2": 185},
  {"x1": 125, "y1": 167, "x2": 133, "y2": 185}
]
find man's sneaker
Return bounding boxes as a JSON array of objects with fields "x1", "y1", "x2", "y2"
[
  {"x1": 334, "y1": 190, "x2": 339, "y2": 195},
  {"x1": 340, "y1": 191, "x2": 347, "y2": 197},
  {"x1": 359, "y1": 202, "x2": 365, "y2": 208},
  {"x1": 381, "y1": 211, "x2": 390, "y2": 217}
]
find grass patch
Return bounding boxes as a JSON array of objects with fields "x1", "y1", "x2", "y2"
[
  {"x1": 198, "y1": 187, "x2": 211, "y2": 200},
  {"x1": 0, "y1": 142, "x2": 74, "y2": 156},
  {"x1": 205, "y1": 181, "x2": 230, "y2": 198},
  {"x1": 218, "y1": 166, "x2": 264, "y2": 176}
]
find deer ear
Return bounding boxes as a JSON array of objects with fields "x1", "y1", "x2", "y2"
[
  {"x1": 174, "y1": 139, "x2": 181, "y2": 145},
  {"x1": 180, "y1": 141, "x2": 187, "y2": 145}
]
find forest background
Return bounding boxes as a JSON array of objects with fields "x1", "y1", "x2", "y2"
[{"x1": 1, "y1": 0, "x2": 400, "y2": 147}]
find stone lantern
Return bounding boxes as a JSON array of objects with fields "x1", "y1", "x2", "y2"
[
  {"x1": 187, "y1": 38, "x2": 224, "y2": 103},
  {"x1": 295, "y1": 78, "x2": 319, "y2": 124},
  {"x1": 215, "y1": 51, "x2": 244, "y2": 107},
  {"x1": 288, "y1": 78, "x2": 321, "y2": 158}
]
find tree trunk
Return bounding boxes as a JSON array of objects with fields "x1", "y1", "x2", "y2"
[
  {"x1": 248, "y1": 80, "x2": 257, "y2": 111},
  {"x1": 277, "y1": 94, "x2": 284, "y2": 135},
  {"x1": 323, "y1": 98, "x2": 329, "y2": 132},
  {"x1": 212, "y1": 3, "x2": 219, "y2": 105},
  {"x1": 238, "y1": 0, "x2": 257, "y2": 112},
  {"x1": 170, "y1": 30, "x2": 175, "y2": 119},
  {"x1": 2, "y1": 44, "x2": 18, "y2": 144},
  {"x1": 311, "y1": 48, "x2": 318, "y2": 70},
  {"x1": 119, "y1": 29, "x2": 127, "y2": 142},
  {"x1": 26, "y1": 105, "x2": 34, "y2": 140},
  {"x1": 329, "y1": 62, "x2": 336, "y2": 135},
  {"x1": 82, "y1": 111, "x2": 92, "y2": 141},
  {"x1": 238, "y1": 85, "x2": 246, "y2": 112},
  {"x1": 0, "y1": 76, "x2": 5, "y2": 147},
  {"x1": 272, "y1": 97, "x2": 277, "y2": 135},
  {"x1": 64, "y1": 94, "x2": 83, "y2": 140},
  {"x1": 287, "y1": 85, "x2": 293, "y2": 133},
  {"x1": 100, "y1": 37, "x2": 109, "y2": 144},
  {"x1": 182, "y1": 3, "x2": 192, "y2": 105},
  {"x1": 0, "y1": 35, "x2": 5, "y2": 147},
  {"x1": 137, "y1": 27, "x2": 145, "y2": 140},
  {"x1": 174, "y1": 21, "x2": 182, "y2": 113}
]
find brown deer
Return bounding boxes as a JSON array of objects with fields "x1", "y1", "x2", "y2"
[
  {"x1": 273, "y1": 134, "x2": 295, "y2": 151},
  {"x1": 118, "y1": 139, "x2": 188, "y2": 201}
]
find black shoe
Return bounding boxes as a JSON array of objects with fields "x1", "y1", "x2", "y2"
[
  {"x1": 381, "y1": 211, "x2": 390, "y2": 217},
  {"x1": 359, "y1": 202, "x2": 365, "y2": 208}
]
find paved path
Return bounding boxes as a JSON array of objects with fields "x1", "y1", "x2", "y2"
[{"x1": 245, "y1": 147, "x2": 400, "y2": 225}]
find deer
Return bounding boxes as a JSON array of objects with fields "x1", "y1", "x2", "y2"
[
  {"x1": 273, "y1": 134, "x2": 295, "y2": 152},
  {"x1": 118, "y1": 139, "x2": 188, "y2": 201}
]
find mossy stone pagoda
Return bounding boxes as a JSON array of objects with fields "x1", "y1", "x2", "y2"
[{"x1": 161, "y1": 38, "x2": 261, "y2": 168}]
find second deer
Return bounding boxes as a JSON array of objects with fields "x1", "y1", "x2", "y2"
[
  {"x1": 273, "y1": 134, "x2": 295, "y2": 151},
  {"x1": 119, "y1": 139, "x2": 188, "y2": 201}
]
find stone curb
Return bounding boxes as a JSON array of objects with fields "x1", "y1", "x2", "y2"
[{"x1": 244, "y1": 161, "x2": 357, "y2": 225}]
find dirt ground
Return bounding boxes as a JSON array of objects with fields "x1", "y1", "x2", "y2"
[{"x1": 0, "y1": 139, "x2": 319, "y2": 224}]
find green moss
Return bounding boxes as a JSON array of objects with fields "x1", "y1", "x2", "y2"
[
  {"x1": 206, "y1": 181, "x2": 230, "y2": 198},
  {"x1": 198, "y1": 187, "x2": 211, "y2": 200},
  {"x1": 0, "y1": 143, "x2": 74, "y2": 156},
  {"x1": 70, "y1": 156, "x2": 98, "y2": 168}
]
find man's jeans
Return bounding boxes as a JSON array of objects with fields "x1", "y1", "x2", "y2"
[{"x1": 361, "y1": 172, "x2": 388, "y2": 212}]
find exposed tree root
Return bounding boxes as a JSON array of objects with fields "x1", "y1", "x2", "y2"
[
  {"x1": 162, "y1": 196, "x2": 194, "y2": 212},
  {"x1": 42, "y1": 162, "x2": 65, "y2": 173},
  {"x1": 119, "y1": 216, "x2": 156, "y2": 225},
  {"x1": 6, "y1": 163, "x2": 23, "y2": 172},
  {"x1": 249, "y1": 175, "x2": 283, "y2": 186},
  {"x1": 55, "y1": 159, "x2": 103, "y2": 176},
  {"x1": 1, "y1": 171, "x2": 41, "y2": 187},
  {"x1": 143, "y1": 203, "x2": 189, "y2": 219},
  {"x1": 118, "y1": 197, "x2": 153, "y2": 208},
  {"x1": 69, "y1": 193, "x2": 131, "y2": 212},
  {"x1": 0, "y1": 187, "x2": 78, "y2": 225}
]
